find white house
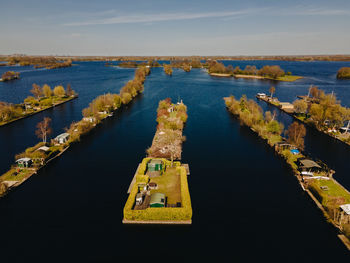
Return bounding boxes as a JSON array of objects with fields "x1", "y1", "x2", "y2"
[{"x1": 54, "y1": 133, "x2": 70, "y2": 144}]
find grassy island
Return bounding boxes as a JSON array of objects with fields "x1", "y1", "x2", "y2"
[
  {"x1": 0, "y1": 84, "x2": 77, "y2": 126},
  {"x1": 0, "y1": 66, "x2": 151, "y2": 198},
  {"x1": 123, "y1": 99, "x2": 192, "y2": 224},
  {"x1": 225, "y1": 95, "x2": 350, "y2": 247},
  {"x1": 208, "y1": 61, "x2": 302, "y2": 82},
  {"x1": 1, "y1": 71, "x2": 20, "y2": 81},
  {"x1": 337, "y1": 67, "x2": 350, "y2": 79}
]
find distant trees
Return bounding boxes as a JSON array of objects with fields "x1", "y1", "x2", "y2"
[
  {"x1": 337, "y1": 67, "x2": 350, "y2": 79},
  {"x1": 286, "y1": 122, "x2": 306, "y2": 150},
  {"x1": 53, "y1": 85, "x2": 66, "y2": 97},
  {"x1": 208, "y1": 62, "x2": 288, "y2": 79},
  {"x1": 163, "y1": 64, "x2": 173, "y2": 75},
  {"x1": 31, "y1": 84, "x2": 43, "y2": 99},
  {"x1": 35, "y1": 117, "x2": 52, "y2": 143},
  {"x1": 258, "y1": 65, "x2": 285, "y2": 79},
  {"x1": 1, "y1": 71, "x2": 20, "y2": 81},
  {"x1": 42, "y1": 84, "x2": 53, "y2": 97}
]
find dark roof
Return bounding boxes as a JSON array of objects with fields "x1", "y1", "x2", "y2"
[{"x1": 299, "y1": 159, "x2": 321, "y2": 169}]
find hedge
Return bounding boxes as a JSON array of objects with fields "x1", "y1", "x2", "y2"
[{"x1": 123, "y1": 162, "x2": 192, "y2": 221}]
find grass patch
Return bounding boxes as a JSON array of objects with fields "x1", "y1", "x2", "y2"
[
  {"x1": 274, "y1": 75, "x2": 303, "y2": 82},
  {"x1": 1, "y1": 168, "x2": 33, "y2": 182},
  {"x1": 150, "y1": 167, "x2": 181, "y2": 204},
  {"x1": 309, "y1": 179, "x2": 350, "y2": 207}
]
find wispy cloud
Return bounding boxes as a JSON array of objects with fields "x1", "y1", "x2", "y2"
[
  {"x1": 63, "y1": 6, "x2": 350, "y2": 27},
  {"x1": 63, "y1": 9, "x2": 263, "y2": 26}
]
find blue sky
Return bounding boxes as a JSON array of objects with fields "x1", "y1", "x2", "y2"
[{"x1": 1, "y1": 0, "x2": 350, "y2": 56}]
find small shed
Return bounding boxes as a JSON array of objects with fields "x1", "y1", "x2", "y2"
[
  {"x1": 336, "y1": 204, "x2": 350, "y2": 225},
  {"x1": 136, "y1": 193, "x2": 143, "y2": 206},
  {"x1": 150, "y1": 193, "x2": 165, "y2": 208},
  {"x1": 16, "y1": 157, "x2": 32, "y2": 168},
  {"x1": 54, "y1": 133, "x2": 70, "y2": 144},
  {"x1": 147, "y1": 159, "x2": 164, "y2": 172}
]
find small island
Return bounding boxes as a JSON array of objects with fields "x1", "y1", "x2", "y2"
[
  {"x1": 163, "y1": 64, "x2": 173, "y2": 75},
  {"x1": 208, "y1": 61, "x2": 303, "y2": 82},
  {"x1": 0, "y1": 84, "x2": 77, "y2": 126},
  {"x1": 337, "y1": 67, "x2": 350, "y2": 79},
  {"x1": 0, "y1": 71, "x2": 20, "y2": 82},
  {"x1": 123, "y1": 98, "x2": 192, "y2": 224}
]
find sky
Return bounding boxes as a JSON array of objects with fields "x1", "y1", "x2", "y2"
[{"x1": 1, "y1": 0, "x2": 350, "y2": 56}]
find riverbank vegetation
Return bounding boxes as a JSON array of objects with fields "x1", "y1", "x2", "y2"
[
  {"x1": 0, "y1": 66, "x2": 150, "y2": 198},
  {"x1": 163, "y1": 64, "x2": 173, "y2": 75},
  {"x1": 1, "y1": 71, "x2": 20, "y2": 81},
  {"x1": 225, "y1": 94, "x2": 350, "y2": 242},
  {"x1": 292, "y1": 86, "x2": 350, "y2": 144},
  {"x1": 208, "y1": 61, "x2": 302, "y2": 81},
  {"x1": 337, "y1": 67, "x2": 350, "y2": 79},
  {"x1": 0, "y1": 84, "x2": 77, "y2": 126},
  {"x1": 6, "y1": 56, "x2": 72, "y2": 69}
]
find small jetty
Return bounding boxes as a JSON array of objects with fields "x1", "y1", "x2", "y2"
[{"x1": 123, "y1": 99, "x2": 192, "y2": 225}]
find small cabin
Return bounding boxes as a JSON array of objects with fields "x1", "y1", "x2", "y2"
[
  {"x1": 150, "y1": 193, "x2": 165, "y2": 208},
  {"x1": 16, "y1": 157, "x2": 32, "y2": 168},
  {"x1": 147, "y1": 159, "x2": 164, "y2": 172},
  {"x1": 54, "y1": 133, "x2": 70, "y2": 144},
  {"x1": 297, "y1": 158, "x2": 322, "y2": 173}
]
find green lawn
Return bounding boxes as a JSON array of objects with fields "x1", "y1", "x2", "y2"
[
  {"x1": 1, "y1": 168, "x2": 34, "y2": 182},
  {"x1": 274, "y1": 75, "x2": 303, "y2": 82},
  {"x1": 149, "y1": 167, "x2": 181, "y2": 204},
  {"x1": 309, "y1": 179, "x2": 350, "y2": 207}
]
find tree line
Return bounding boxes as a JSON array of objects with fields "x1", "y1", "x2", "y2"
[
  {"x1": 293, "y1": 86, "x2": 350, "y2": 133},
  {"x1": 208, "y1": 61, "x2": 290, "y2": 79}
]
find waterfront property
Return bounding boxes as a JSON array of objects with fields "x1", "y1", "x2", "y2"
[
  {"x1": 16, "y1": 157, "x2": 32, "y2": 168},
  {"x1": 54, "y1": 133, "x2": 70, "y2": 144},
  {"x1": 123, "y1": 157, "x2": 192, "y2": 224},
  {"x1": 225, "y1": 94, "x2": 350, "y2": 248},
  {"x1": 123, "y1": 99, "x2": 191, "y2": 224}
]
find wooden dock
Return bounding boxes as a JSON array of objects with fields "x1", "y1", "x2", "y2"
[
  {"x1": 122, "y1": 219, "x2": 192, "y2": 225},
  {"x1": 127, "y1": 164, "x2": 141, "y2": 194}
]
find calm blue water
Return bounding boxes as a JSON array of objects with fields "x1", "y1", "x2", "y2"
[{"x1": 0, "y1": 61, "x2": 350, "y2": 262}]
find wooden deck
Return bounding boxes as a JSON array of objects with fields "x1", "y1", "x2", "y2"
[
  {"x1": 127, "y1": 164, "x2": 141, "y2": 194},
  {"x1": 183, "y1": 164, "x2": 190, "y2": 175},
  {"x1": 122, "y1": 219, "x2": 192, "y2": 225}
]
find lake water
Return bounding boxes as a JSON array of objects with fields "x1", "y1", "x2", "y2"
[{"x1": 0, "y1": 61, "x2": 350, "y2": 261}]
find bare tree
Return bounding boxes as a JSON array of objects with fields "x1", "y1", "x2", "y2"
[
  {"x1": 35, "y1": 117, "x2": 52, "y2": 143},
  {"x1": 31, "y1": 84, "x2": 43, "y2": 99},
  {"x1": 286, "y1": 122, "x2": 306, "y2": 150},
  {"x1": 269, "y1": 86, "x2": 275, "y2": 98}
]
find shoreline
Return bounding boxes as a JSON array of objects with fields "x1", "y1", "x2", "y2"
[
  {"x1": 0, "y1": 95, "x2": 78, "y2": 127},
  {"x1": 225, "y1": 97, "x2": 350, "y2": 251},
  {"x1": 209, "y1": 72, "x2": 303, "y2": 82},
  {"x1": 257, "y1": 95, "x2": 350, "y2": 147}
]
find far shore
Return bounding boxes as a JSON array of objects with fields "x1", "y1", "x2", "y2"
[{"x1": 209, "y1": 72, "x2": 303, "y2": 82}]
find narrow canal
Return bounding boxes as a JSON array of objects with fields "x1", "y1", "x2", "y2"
[{"x1": 0, "y1": 62, "x2": 350, "y2": 261}]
